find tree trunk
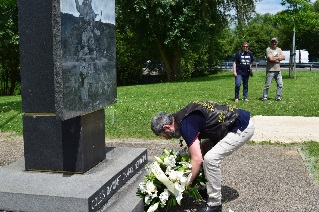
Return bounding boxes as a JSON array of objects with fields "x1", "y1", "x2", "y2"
[{"x1": 155, "y1": 39, "x2": 181, "y2": 81}]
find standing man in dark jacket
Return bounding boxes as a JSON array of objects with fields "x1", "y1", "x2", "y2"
[
  {"x1": 233, "y1": 42, "x2": 254, "y2": 102},
  {"x1": 151, "y1": 101, "x2": 255, "y2": 212}
]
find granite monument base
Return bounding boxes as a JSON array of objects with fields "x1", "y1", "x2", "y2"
[
  {"x1": 0, "y1": 147, "x2": 147, "y2": 212},
  {"x1": 23, "y1": 109, "x2": 106, "y2": 173}
]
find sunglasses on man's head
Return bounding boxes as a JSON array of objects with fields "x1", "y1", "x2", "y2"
[{"x1": 242, "y1": 46, "x2": 248, "y2": 48}]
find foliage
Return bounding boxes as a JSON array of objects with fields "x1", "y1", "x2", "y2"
[
  {"x1": 272, "y1": 0, "x2": 319, "y2": 58},
  {"x1": 117, "y1": 0, "x2": 244, "y2": 81},
  {"x1": 115, "y1": 21, "x2": 145, "y2": 85},
  {"x1": 238, "y1": 23, "x2": 279, "y2": 58},
  {"x1": 233, "y1": 0, "x2": 319, "y2": 60},
  {"x1": 0, "y1": 4, "x2": 20, "y2": 95},
  {"x1": 136, "y1": 148, "x2": 205, "y2": 211},
  {"x1": 314, "y1": 0, "x2": 319, "y2": 13},
  {"x1": 228, "y1": 12, "x2": 285, "y2": 59},
  {"x1": 230, "y1": 0, "x2": 257, "y2": 32},
  {"x1": 0, "y1": 0, "x2": 16, "y2": 7}
]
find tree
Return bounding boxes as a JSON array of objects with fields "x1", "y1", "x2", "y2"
[
  {"x1": 0, "y1": 4, "x2": 20, "y2": 95},
  {"x1": 273, "y1": 0, "x2": 319, "y2": 59},
  {"x1": 314, "y1": 0, "x2": 319, "y2": 13},
  {"x1": 0, "y1": 0, "x2": 16, "y2": 7},
  {"x1": 236, "y1": 13, "x2": 280, "y2": 58},
  {"x1": 242, "y1": 23, "x2": 279, "y2": 58},
  {"x1": 117, "y1": 0, "x2": 255, "y2": 81},
  {"x1": 231, "y1": 0, "x2": 257, "y2": 33}
]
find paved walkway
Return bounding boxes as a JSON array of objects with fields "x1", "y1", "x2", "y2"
[{"x1": 251, "y1": 115, "x2": 319, "y2": 143}]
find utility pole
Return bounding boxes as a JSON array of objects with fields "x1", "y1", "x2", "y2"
[{"x1": 292, "y1": 25, "x2": 296, "y2": 79}]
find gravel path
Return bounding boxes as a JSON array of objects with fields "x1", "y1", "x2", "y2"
[
  {"x1": 105, "y1": 140, "x2": 319, "y2": 212},
  {"x1": 0, "y1": 125, "x2": 319, "y2": 212}
]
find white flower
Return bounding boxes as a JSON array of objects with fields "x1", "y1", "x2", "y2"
[
  {"x1": 147, "y1": 203, "x2": 159, "y2": 212},
  {"x1": 187, "y1": 173, "x2": 192, "y2": 183},
  {"x1": 145, "y1": 194, "x2": 151, "y2": 205},
  {"x1": 159, "y1": 189, "x2": 170, "y2": 205},
  {"x1": 168, "y1": 170, "x2": 178, "y2": 181},
  {"x1": 137, "y1": 148, "x2": 206, "y2": 211},
  {"x1": 154, "y1": 156, "x2": 163, "y2": 164},
  {"x1": 163, "y1": 155, "x2": 176, "y2": 167},
  {"x1": 179, "y1": 176, "x2": 188, "y2": 186},
  {"x1": 176, "y1": 171, "x2": 184, "y2": 179},
  {"x1": 165, "y1": 165, "x2": 172, "y2": 174},
  {"x1": 179, "y1": 161, "x2": 192, "y2": 169},
  {"x1": 150, "y1": 190, "x2": 158, "y2": 198},
  {"x1": 146, "y1": 181, "x2": 157, "y2": 194},
  {"x1": 176, "y1": 191, "x2": 183, "y2": 205},
  {"x1": 174, "y1": 182, "x2": 185, "y2": 193},
  {"x1": 138, "y1": 182, "x2": 147, "y2": 193}
]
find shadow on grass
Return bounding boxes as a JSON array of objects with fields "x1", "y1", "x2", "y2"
[
  {"x1": 0, "y1": 111, "x2": 21, "y2": 130},
  {"x1": 0, "y1": 100, "x2": 22, "y2": 113},
  {"x1": 180, "y1": 73, "x2": 233, "y2": 83},
  {"x1": 0, "y1": 100, "x2": 22, "y2": 131}
]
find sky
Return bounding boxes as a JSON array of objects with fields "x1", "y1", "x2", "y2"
[
  {"x1": 255, "y1": 0, "x2": 316, "y2": 14},
  {"x1": 61, "y1": 0, "x2": 115, "y2": 24}
]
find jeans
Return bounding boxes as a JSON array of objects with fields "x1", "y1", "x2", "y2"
[
  {"x1": 235, "y1": 74, "x2": 249, "y2": 100},
  {"x1": 202, "y1": 120, "x2": 255, "y2": 206},
  {"x1": 262, "y1": 71, "x2": 283, "y2": 99}
]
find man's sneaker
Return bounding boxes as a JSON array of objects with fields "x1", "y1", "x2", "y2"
[
  {"x1": 202, "y1": 204, "x2": 222, "y2": 212},
  {"x1": 276, "y1": 97, "x2": 282, "y2": 101},
  {"x1": 244, "y1": 99, "x2": 249, "y2": 102},
  {"x1": 235, "y1": 99, "x2": 239, "y2": 103},
  {"x1": 262, "y1": 97, "x2": 267, "y2": 102}
]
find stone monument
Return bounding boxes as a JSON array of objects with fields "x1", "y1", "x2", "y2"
[{"x1": 0, "y1": 1, "x2": 147, "y2": 211}]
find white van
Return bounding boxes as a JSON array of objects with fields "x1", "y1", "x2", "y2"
[{"x1": 281, "y1": 50, "x2": 309, "y2": 64}]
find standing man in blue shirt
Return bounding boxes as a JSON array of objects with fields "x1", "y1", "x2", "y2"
[
  {"x1": 233, "y1": 42, "x2": 254, "y2": 103},
  {"x1": 151, "y1": 101, "x2": 255, "y2": 212}
]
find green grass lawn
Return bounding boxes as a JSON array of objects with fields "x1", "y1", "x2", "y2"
[
  {"x1": 104, "y1": 70, "x2": 319, "y2": 138},
  {"x1": 1, "y1": 70, "x2": 319, "y2": 137},
  {"x1": 1, "y1": 70, "x2": 319, "y2": 182}
]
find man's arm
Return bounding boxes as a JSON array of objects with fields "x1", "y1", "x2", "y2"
[
  {"x1": 233, "y1": 61, "x2": 237, "y2": 76},
  {"x1": 188, "y1": 139, "x2": 204, "y2": 185},
  {"x1": 278, "y1": 49, "x2": 285, "y2": 61},
  {"x1": 268, "y1": 56, "x2": 284, "y2": 62},
  {"x1": 267, "y1": 49, "x2": 285, "y2": 63},
  {"x1": 233, "y1": 52, "x2": 238, "y2": 76}
]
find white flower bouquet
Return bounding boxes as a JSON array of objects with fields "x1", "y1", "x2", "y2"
[{"x1": 136, "y1": 148, "x2": 207, "y2": 212}]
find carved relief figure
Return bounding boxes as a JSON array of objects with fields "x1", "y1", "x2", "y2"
[{"x1": 75, "y1": 0, "x2": 100, "y2": 60}]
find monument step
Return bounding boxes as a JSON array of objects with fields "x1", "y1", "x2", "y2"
[
  {"x1": 99, "y1": 169, "x2": 146, "y2": 212},
  {"x1": 0, "y1": 147, "x2": 147, "y2": 212}
]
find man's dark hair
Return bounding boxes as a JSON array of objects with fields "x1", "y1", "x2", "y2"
[{"x1": 150, "y1": 112, "x2": 173, "y2": 135}]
